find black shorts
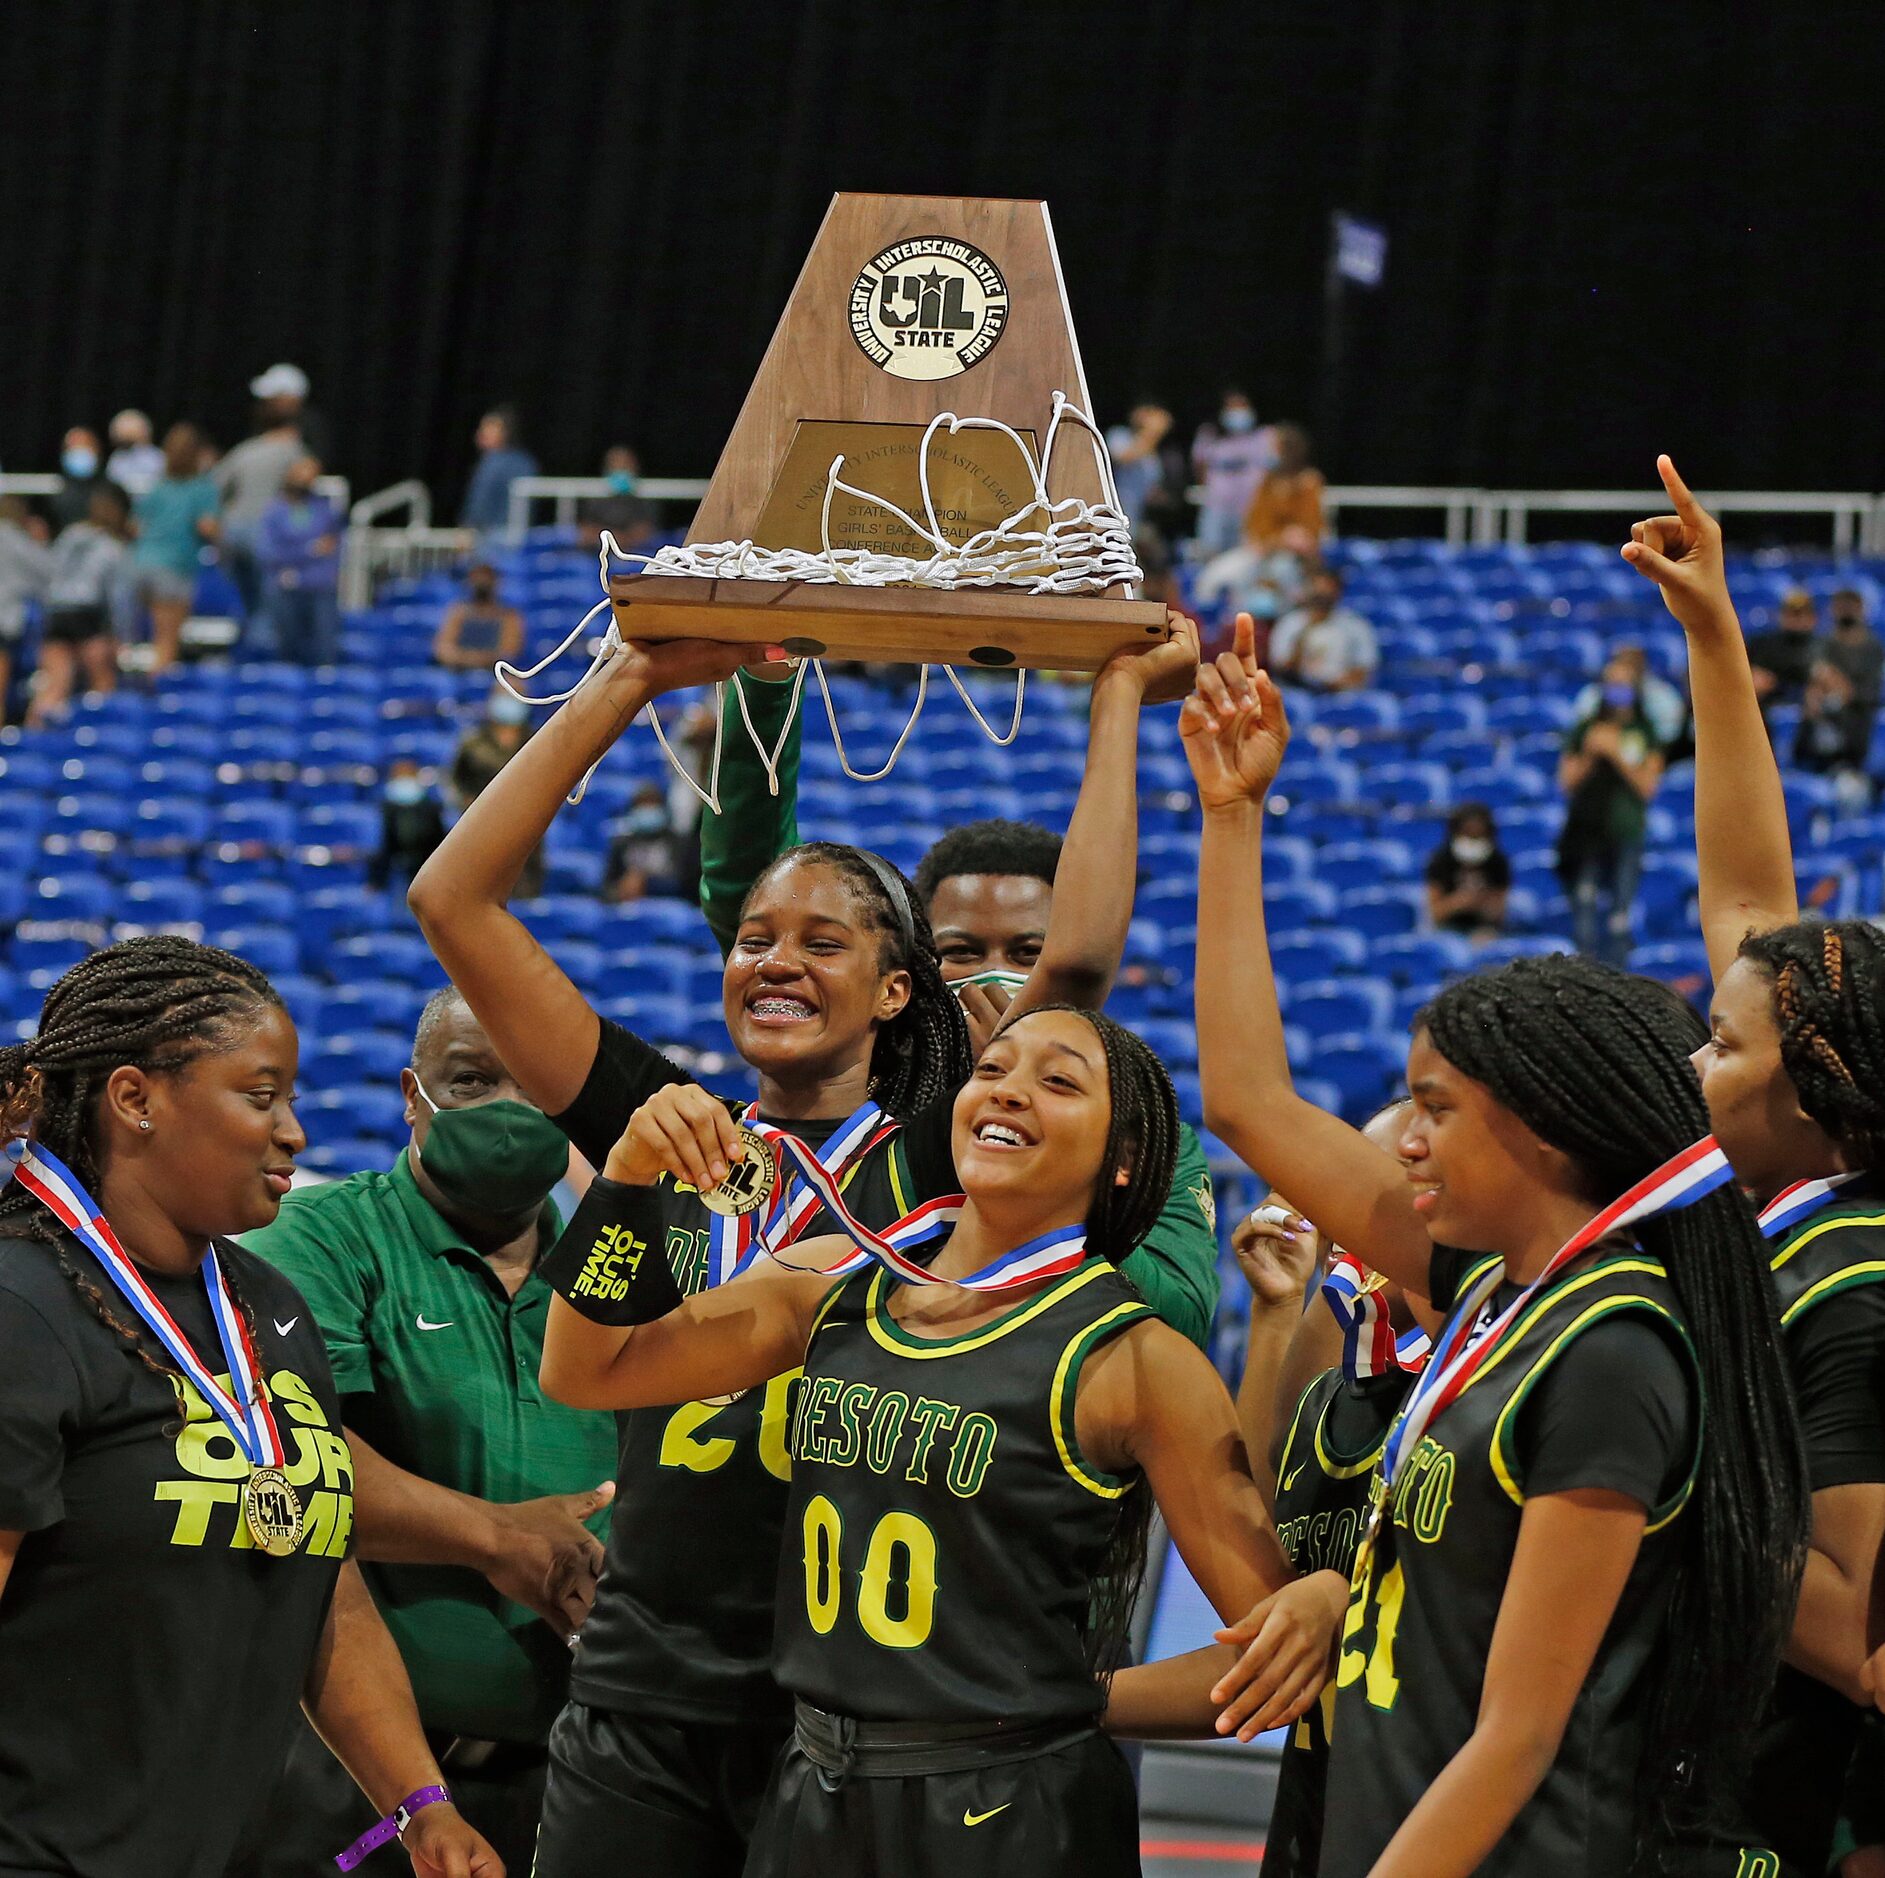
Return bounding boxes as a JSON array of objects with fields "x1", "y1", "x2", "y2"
[
  {"x1": 534, "y1": 1701, "x2": 790, "y2": 1878},
  {"x1": 42, "y1": 604, "x2": 111, "y2": 646},
  {"x1": 744, "y1": 1729, "x2": 1140, "y2": 1878}
]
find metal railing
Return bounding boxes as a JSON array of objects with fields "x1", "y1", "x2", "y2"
[
  {"x1": 0, "y1": 469, "x2": 350, "y2": 511},
  {"x1": 339, "y1": 480, "x2": 463, "y2": 611},
  {"x1": 505, "y1": 474, "x2": 710, "y2": 539},
  {"x1": 1480, "y1": 488, "x2": 1876, "y2": 553}
]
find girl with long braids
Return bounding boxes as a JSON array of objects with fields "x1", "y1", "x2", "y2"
[
  {"x1": 1623, "y1": 459, "x2": 1885, "y2": 1873},
  {"x1": 1188, "y1": 618, "x2": 1809, "y2": 1876},
  {"x1": 535, "y1": 1004, "x2": 1328, "y2": 1878},
  {"x1": 408, "y1": 628, "x2": 1196, "y2": 1877},
  {"x1": 0, "y1": 937, "x2": 499, "y2": 1878}
]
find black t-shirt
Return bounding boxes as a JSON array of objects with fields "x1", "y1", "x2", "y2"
[
  {"x1": 1324, "y1": 1242, "x2": 1697, "y2": 1878},
  {"x1": 548, "y1": 1018, "x2": 960, "y2": 1722},
  {"x1": 1746, "y1": 628, "x2": 1820, "y2": 703},
  {"x1": 1423, "y1": 846, "x2": 1513, "y2": 934},
  {"x1": 0, "y1": 1230, "x2": 350, "y2": 1878},
  {"x1": 1748, "y1": 1210, "x2": 1885, "y2": 1872}
]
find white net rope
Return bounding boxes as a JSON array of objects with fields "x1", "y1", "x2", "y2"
[{"x1": 495, "y1": 392, "x2": 1140, "y2": 810}]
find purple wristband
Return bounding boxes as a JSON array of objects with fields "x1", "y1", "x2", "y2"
[{"x1": 334, "y1": 1785, "x2": 451, "y2": 1870}]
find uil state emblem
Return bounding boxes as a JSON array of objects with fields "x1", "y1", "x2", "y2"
[{"x1": 849, "y1": 237, "x2": 1009, "y2": 381}]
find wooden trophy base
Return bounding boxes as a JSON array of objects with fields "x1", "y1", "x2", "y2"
[{"x1": 606, "y1": 574, "x2": 1170, "y2": 672}]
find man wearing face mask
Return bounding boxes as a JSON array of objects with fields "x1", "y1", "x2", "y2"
[
  {"x1": 50, "y1": 424, "x2": 107, "y2": 533},
  {"x1": 255, "y1": 454, "x2": 344, "y2": 664},
  {"x1": 1190, "y1": 388, "x2": 1276, "y2": 558},
  {"x1": 435, "y1": 560, "x2": 526, "y2": 672},
  {"x1": 1558, "y1": 651, "x2": 1668, "y2": 967},
  {"x1": 245, "y1": 985, "x2": 618, "y2": 1876},
  {"x1": 576, "y1": 444, "x2": 657, "y2": 550}
]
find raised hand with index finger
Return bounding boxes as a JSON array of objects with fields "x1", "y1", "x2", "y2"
[
  {"x1": 1179, "y1": 612, "x2": 1292, "y2": 810},
  {"x1": 1619, "y1": 455, "x2": 1738, "y2": 641}
]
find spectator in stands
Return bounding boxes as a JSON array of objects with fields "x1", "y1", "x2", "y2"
[
  {"x1": 1243, "y1": 422, "x2": 1324, "y2": 554},
  {"x1": 255, "y1": 454, "x2": 343, "y2": 665},
  {"x1": 104, "y1": 409, "x2": 164, "y2": 498},
  {"x1": 213, "y1": 386, "x2": 307, "y2": 634},
  {"x1": 1424, "y1": 803, "x2": 1512, "y2": 941},
  {"x1": 50, "y1": 426, "x2": 105, "y2": 532},
  {"x1": 249, "y1": 361, "x2": 333, "y2": 466},
  {"x1": 1105, "y1": 400, "x2": 1175, "y2": 535},
  {"x1": 1825, "y1": 587, "x2": 1883, "y2": 725},
  {"x1": 129, "y1": 421, "x2": 218, "y2": 672},
  {"x1": 26, "y1": 481, "x2": 131, "y2": 725},
  {"x1": 577, "y1": 445, "x2": 656, "y2": 549},
  {"x1": 1746, "y1": 588, "x2": 1821, "y2": 713},
  {"x1": 600, "y1": 782, "x2": 680, "y2": 903},
  {"x1": 1268, "y1": 564, "x2": 1377, "y2": 691},
  {"x1": 1190, "y1": 388, "x2": 1275, "y2": 558},
  {"x1": 1558, "y1": 651, "x2": 1667, "y2": 967},
  {"x1": 460, "y1": 406, "x2": 539, "y2": 538},
  {"x1": 1570, "y1": 642, "x2": 1687, "y2": 748},
  {"x1": 0, "y1": 494, "x2": 53, "y2": 720},
  {"x1": 1794, "y1": 658, "x2": 1874, "y2": 804},
  {"x1": 374, "y1": 759, "x2": 449, "y2": 890},
  {"x1": 452, "y1": 689, "x2": 543, "y2": 897},
  {"x1": 244, "y1": 986, "x2": 618, "y2": 1878},
  {"x1": 434, "y1": 561, "x2": 525, "y2": 672}
]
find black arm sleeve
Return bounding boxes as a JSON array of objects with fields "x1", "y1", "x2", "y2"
[
  {"x1": 1516, "y1": 1314, "x2": 1696, "y2": 1507},
  {"x1": 549, "y1": 1015, "x2": 697, "y2": 1169},
  {"x1": 538, "y1": 1176, "x2": 685, "y2": 1326},
  {"x1": 1785, "y1": 1286, "x2": 1885, "y2": 1492},
  {"x1": 894, "y1": 1091, "x2": 962, "y2": 1203}
]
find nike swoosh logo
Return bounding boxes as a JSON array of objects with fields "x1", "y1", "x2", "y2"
[
  {"x1": 415, "y1": 1315, "x2": 456, "y2": 1331},
  {"x1": 963, "y1": 1805, "x2": 1010, "y2": 1828},
  {"x1": 274, "y1": 1317, "x2": 299, "y2": 1336},
  {"x1": 1282, "y1": 1462, "x2": 1307, "y2": 1492}
]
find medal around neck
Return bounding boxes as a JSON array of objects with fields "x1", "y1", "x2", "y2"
[
  {"x1": 244, "y1": 1466, "x2": 305, "y2": 1557},
  {"x1": 700, "y1": 1125, "x2": 779, "y2": 1218}
]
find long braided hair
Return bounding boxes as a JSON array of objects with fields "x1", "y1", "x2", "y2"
[
  {"x1": 1740, "y1": 920, "x2": 1885, "y2": 1173},
  {"x1": 1416, "y1": 956, "x2": 1809, "y2": 1858},
  {"x1": 743, "y1": 842, "x2": 973, "y2": 1117},
  {"x1": 1002, "y1": 1005, "x2": 1183, "y2": 1686},
  {"x1": 0, "y1": 936, "x2": 286, "y2": 1394}
]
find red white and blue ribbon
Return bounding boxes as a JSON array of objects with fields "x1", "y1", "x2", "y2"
[
  {"x1": 1757, "y1": 1171, "x2": 1869, "y2": 1242},
  {"x1": 1381, "y1": 1135, "x2": 1734, "y2": 1487},
  {"x1": 707, "y1": 1100, "x2": 896, "y2": 1288},
  {"x1": 1320, "y1": 1252, "x2": 1431, "y2": 1382},
  {"x1": 760, "y1": 1128, "x2": 1091, "y2": 1293},
  {"x1": 6, "y1": 1140, "x2": 286, "y2": 1470}
]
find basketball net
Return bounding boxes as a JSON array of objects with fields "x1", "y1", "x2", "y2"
[{"x1": 494, "y1": 393, "x2": 1141, "y2": 810}]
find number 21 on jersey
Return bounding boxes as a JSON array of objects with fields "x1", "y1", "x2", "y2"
[{"x1": 658, "y1": 1371, "x2": 797, "y2": 1482}]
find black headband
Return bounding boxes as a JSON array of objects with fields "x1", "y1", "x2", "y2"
[{"x1": 855, "y1": 851, "x2": 918, "y2": 959}]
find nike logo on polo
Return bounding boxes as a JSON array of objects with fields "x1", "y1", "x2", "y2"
[
  {"x1": 963, "y1": 1805, "x2": 1010, "y2": 1828},
  {"x1": 274, "y1": 1317, "x2": 299, "y2": 1336},
  {"x1": 415, "y1": 1315, "x2": 456, "y2": 1331}
]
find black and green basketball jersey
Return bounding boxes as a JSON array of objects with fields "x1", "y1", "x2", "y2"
[
  {"x1": 1321, "y1": 1251, "x2": 1701, "y2": 1878},
  {"x1": 570, "y1": 1114, "x2": 929, "y2": 1724},
  {"x1": 1749, "y1": 1202, "x2": 1885, "y2": 1873},
  {"x1": 1262, "y1": 1367, "x2": 1412, "y2": 1878},
  {"x1": 773, "y1": 1258, "x2": 1155, "y2": 1726}
]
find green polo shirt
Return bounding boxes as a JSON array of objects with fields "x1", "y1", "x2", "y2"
[{"x1": 244, "y1": 1150, "x2": 619, "y2": 1742}]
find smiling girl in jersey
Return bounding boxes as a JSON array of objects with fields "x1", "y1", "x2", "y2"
[
  {"x1": 1187, "y1": 619, "x2": 1809, "y2": 1877},
  {"x1": 1623, "y1": 459, "x2": 1885, "y2": 1874},
  {"x1": 536, "y1": 1005, "x2": 1329, "y2": 1878},
  {"x1": 407, "y1": 629, "x2": 1197, "y2": 1876}
]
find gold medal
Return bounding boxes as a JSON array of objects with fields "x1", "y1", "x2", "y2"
[
  {"x1": 243, "y1": 1466, "x2": 304, "y2": 1558},
  {"x1": 699, "y1": 1124, "x2": 778, "y2": 1218}
]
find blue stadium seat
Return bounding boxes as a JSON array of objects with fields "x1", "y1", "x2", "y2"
[
  {"x1": 206, "y1": 926, "x2": 299, "y2": 978},
  {"x1": 1369, "y1": 763, "x2": 1452, "y2": 808},
  {"x1": 325, "y1": 980, "x2": 426, "y2": 1035},
  {"x1": 11, "y1": 932, "x2": 96, "y2": 979},
  {"x1": 299, "y1": 1085, "x2": 410, "y2": 1145},
  {"x1": 1288, "y1": 979, "x2": 1396, "y2": 1036},
  {"x1": 1265, "y1": 882, "x2": 1339, "y2": 928},
  {"x1": 301, "y1": 1139, "x2": 398, "y2": 1179},
  {"x1": 1135, "y1": 1019, "x2": 1199, "y2": 1069},
  {"x1": 332, "y1": 932, "x2": 446, "y2": 986},
  {"x1": 1317, "y1": 840, "x2": 1417, "y2": 892},
  {"x1": 1309, "y1": 1034, "x2": 1404, "y2": 1121},
  {"x1": 1271, "y1": 928, "x2": 1368, "y2": 977},
  {"x1": 1370, "y1": 932, "x2": 1475, "y2": 985},
  {"x1": 1633, "y1": 941, "x2": 1712, "y2": 990},
  {"x1": 31, "y1": 874, "x2": 115, "y2": 924},
  {"x1": 310, "y1": 1031, "x2": 414, "y2": 1085},
  {"x1": 116, "y1": 877, "x2": 207, "y2": 931},
  {"x1": 1338, "y1": 886, "x2": 1422, "y2": 939}
]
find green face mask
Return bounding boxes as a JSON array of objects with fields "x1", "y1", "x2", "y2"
[{"x1": 412, "y1": 1077, "x2": 568, "y2": 1217}]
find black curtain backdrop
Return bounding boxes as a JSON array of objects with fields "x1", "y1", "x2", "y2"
[{"x1": 6, "y1": 1, "x2": 1883, "y2": 509}]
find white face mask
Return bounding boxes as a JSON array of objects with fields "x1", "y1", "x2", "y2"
[{"x1": 1451, "y1": 836, "x2": 1494, "y2": 866}]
